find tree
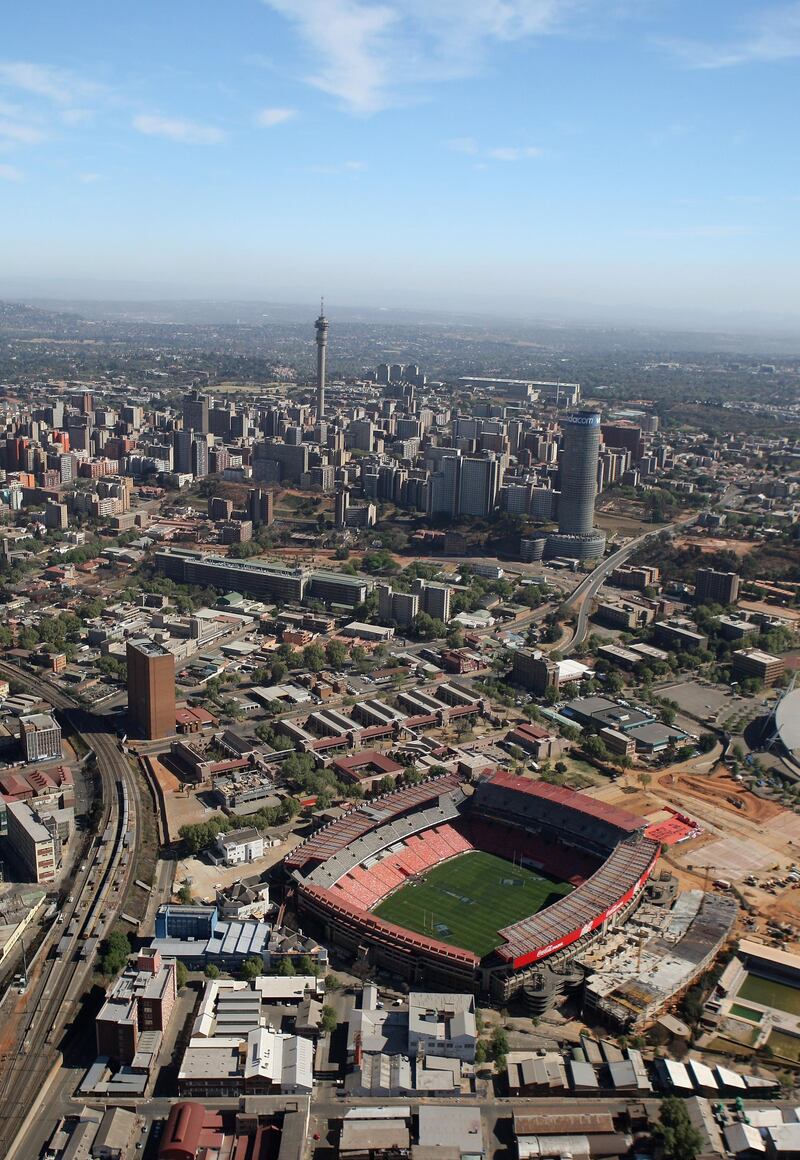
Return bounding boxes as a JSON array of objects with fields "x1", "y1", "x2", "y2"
[
  {"x1": 176, "y1": 961, "x2": 189, "y2": 990},
  {"x1": 204, "y1": 963, "x2": 221, "y2": 979},
  {"x1": 654, "y1": 1096, "x2": 704, "y2": 1160},
  {"x1": 100, "y1": 929, "x2": 131, "y2": 978},
  {"x1": 475, "y1": 1040, "x2": 489, "y2": 1064},
  {"x1": 321, "y1": 1004, "x2": 338, "y2": 1035},
  {"x1": 325, "y1": 639, "x2": 349, "y2": 670},
  {"x1": 583, "y1": 735, "x2": 610, "y2": 763},
  {"x1": 242, "y1": 956, "x2": 264, "y2": 981},
  {"x1": 269, "y1": 659, "x2": 288, "y2": 685},
  {"x1": 303, "y1": 643, "x2": 326, "y2": 672},
  {"x1": 275, "y1": 957, "x2": 296, "y2": 977},
  {"x1": 177, "y1": 884, "x2": 193, "y2": 905},
  {"x1": 490, "y1": 1026, "x2": 509, "y2": 1070}
]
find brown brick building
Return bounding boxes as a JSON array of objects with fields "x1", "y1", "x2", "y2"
[{"x1": 126, "y1": 639, "x2": 176, "y2": 740}]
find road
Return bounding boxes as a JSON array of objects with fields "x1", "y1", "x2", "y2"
[
  {"x1": 560, "y1": 523, "x2": 676, "y2": 655},
  {"x1": 0, "y1": 660, "x2": 145, "y2": 1159}
]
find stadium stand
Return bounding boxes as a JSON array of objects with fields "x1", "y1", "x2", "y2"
[{"x1": 289, "y1": 769, "x2": 659, "y2": 999}]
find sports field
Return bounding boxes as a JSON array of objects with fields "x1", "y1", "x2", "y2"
[{"x1": 373, "y1": 849, "x2": 573, "y2": 957}]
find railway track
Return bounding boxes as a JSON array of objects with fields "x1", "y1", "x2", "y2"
[{"x1": 0, "y1": 663, "x2": 142, "y2": 1158}]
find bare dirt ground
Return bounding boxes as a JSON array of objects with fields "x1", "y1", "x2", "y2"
[
  {"x1": 176, "y1": 833, "x2": 301, "y2": 903},
  {"x1": 588, "y1": 758, "x2": 800, "y2": 947},
  {"x1": 672, "y1": 534, "x2": 756, "y2": 558},
  {"x1": 659, "y1": 768, "x2": 785, "y2": 825},
  {"x1": 148, "y1": 757, "x2": 209, "y2": 835}
]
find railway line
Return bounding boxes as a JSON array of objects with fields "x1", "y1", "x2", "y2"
[{"x1": 0, "y1": 661, "x2": 142, "y2": 1158}]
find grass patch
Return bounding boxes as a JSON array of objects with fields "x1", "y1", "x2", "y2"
[
  {"x1": 730, "y1": 1003, "x2": 763, "y2": 1022},
  {"x1": 373, "y1": 849, "x2": 572, "y2": 958},
  {"x1": 768, "y1": 1030, "x2": 800, "y2": 1063},
  {"x1": 739, "y1": 974, "x2": 800, "y2": 1016}
]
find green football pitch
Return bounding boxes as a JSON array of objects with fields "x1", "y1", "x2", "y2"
[{"x1": 372, "y1": 849, "x2": 573, "y2": 958}]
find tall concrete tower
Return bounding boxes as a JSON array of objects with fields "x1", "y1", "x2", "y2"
[
  {"x1": 545, "y1": 410, "x2": 607, "y2": 561},
  {"x1": 315, "y1": 301, "x2": 328, "y2": 419}
]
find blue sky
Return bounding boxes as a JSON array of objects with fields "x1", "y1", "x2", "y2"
[{"x1": 1, "y1": 1, "x2": 799, "y2": 323}]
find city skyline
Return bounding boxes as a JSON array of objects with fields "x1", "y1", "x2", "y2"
[{"x1": 1, "y1": 2, "x2": 799, "y2": 326}]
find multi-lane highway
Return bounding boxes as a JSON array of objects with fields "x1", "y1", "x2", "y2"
[
  {"x1": 0, "y1": 661, "x2": 143, "y2": 1159},
  {"x1": 559, "y1": 523, "x2": 677, "y2": 655}
]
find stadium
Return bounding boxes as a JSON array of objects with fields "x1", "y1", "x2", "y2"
[{"x1": 285, "y1": 771, "x2": 660, "y2": 1006}]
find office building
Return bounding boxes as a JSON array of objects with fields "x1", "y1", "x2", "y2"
[
  {"x1": 96, "y1": 949, "x2": 178, "y2": 1065},
  {"x1": 695, "y1": 568, "x2": 740, "y2": 606},
  {"x1": 413, "y1": 578, "x2": 452, "y2": 622},
  {"x1": 512, "y1": 650, "x2": 590, "y2": 694},
  {"x1": 183, "y1": 389, "x2": 210, "y2": 434},
  {"x1": 428, "y1": 452, "x2": 461, "y2": 517},
  {"x1": 5, "y1": 799, "x2": 61, "y2": 883},
  {"x1": 377, "y1": 584, "x2": 419, "y2": 627},
  {"x1": 732, "y1": 649, "x2": 785, "y2": 687},
  {"x1": 252, "y1": 441, "x2": 309, "y2": 484},
  {"x1": 155, "y1": 549, "x2": 368, "y2": 606},
  {"x1": 126, "y1": 639, "x2": 176, "y2": 740},
  {"x1": 19, "y1": 713, "x2": 62, "y2": 763},
  {"x1": 334, "y1": 488, "x2": 350, "y2": 528},
  {"x1": 247, "y1": 487, "x2": 274, "y2": 528},
  {"x1": 546, "y1": 411, "x2": 606, "y2": 561},
  {"x1": 349, "y1": 419, "x2": 374, "y2": 452},
  {"x1": 457, "y1": 454, "x2": 500, "y2": 518}
]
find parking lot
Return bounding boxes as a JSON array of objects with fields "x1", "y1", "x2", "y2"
[{"x1": 656, "y1": 678, "x2": 757, "y2": 727}]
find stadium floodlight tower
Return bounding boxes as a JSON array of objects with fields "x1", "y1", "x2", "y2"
[
  {"x1": 546, "y1": 409, "x2": 607, "y2": 561},
  {"x1": 315, "y1": 300, "x2": 329, "y2": 419}
]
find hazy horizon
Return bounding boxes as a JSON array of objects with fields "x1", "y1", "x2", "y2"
[{"x1": 1, "y1": 2, "x2": 799, "y2": 328}]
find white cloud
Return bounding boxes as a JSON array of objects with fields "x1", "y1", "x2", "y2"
[
  {"x1": 77, "y1": 172, "x2": 103, "y2": 183},
  {"x1": 262, "y1": 0, "x2": 583, "y2": 113},
  {"x1": 447, "y1": 136, "x2": 480, "y2": 154},
  {"x1": 308, "y1": 158, "x2": 368, "y2": 173},
  {"x1": 486, "y1": 145, "x2": 543, "y2": 160},
  {"x1": 448, "y1": 137, "x2": 543, "y2": 162},
  {"x1": 0, "y1": 163, "x2": 23, "y2": 181},
  {"x1": 132, "y1": 114, "x2": 225, "y2": 144},
  {"x1": 0, "y1": 117, "x2": 47, "y2": 145},
  {"x1": 256, "y1": 106, "x2": 298, "y2": 126},
  {"x1": 0, "y1": 60, "x2": 103, "y2": 106},
  {"x1": 660, "y1": 3, "x2": 800, "y2": 69}
]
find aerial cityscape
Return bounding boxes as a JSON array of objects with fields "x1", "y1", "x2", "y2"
[{"x1": 0, "y1": 3, "x2": 799, "y2": 1160}]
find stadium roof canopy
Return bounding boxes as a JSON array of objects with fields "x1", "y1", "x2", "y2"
[
  {"x1": 484, "y1": 770, "x2": 647, "y2": 834},
  {"x1": 774, "y1": 687, "x2": 800, "y2": 757}
]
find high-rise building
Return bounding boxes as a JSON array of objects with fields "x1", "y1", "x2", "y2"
[
  {"x1": 334, "y1": 488, "x2": 350, "y2": 528},
  {"x1": 315, "y1": 303, "x2": 328, "y2": 419},
  {"x1": 457, "y1": 454, "x2": 500, "y2": 518},
  {"x1": 127, "y1": 639, "x2": 176, "y2": 740},
  {"x1": 248, "y1": 487, "x2": 274, "y2": 528},
  {"x1": 349, "y1": 419, "x2": 374, "y2": 452},
  {"x1": 183, "y1": 389, "x2": 210, "y2": 434},
  {"x1": 546, "y1": 411, "x2": 606, "y2": 560},
  {"x1": 427, "y1": 452, "x2": 461, "y2": 517},
  {"x1": 173, "y1": 429, "x2": 193, "y2": 474},
  {"x1": 695, "y1": 568, "x2": 740, "y2": 606},
  {"x1": 413, "y1": 579, "x2": 451, "y2": 622}
]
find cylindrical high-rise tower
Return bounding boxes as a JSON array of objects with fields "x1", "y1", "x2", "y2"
[
  {"x1": 545, "y1": 410, "x2": 607, "y2": 560},
  {"x1": 558, "y1": 410, "x2": 601, "y2": 536},
  {"x1": 315, "y1": 302, "x2": 328, "y2": 419}
]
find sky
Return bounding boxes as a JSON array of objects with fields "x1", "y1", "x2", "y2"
[{"x1": 0, "y1": 1, "x2": 799, "y2": 326}]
